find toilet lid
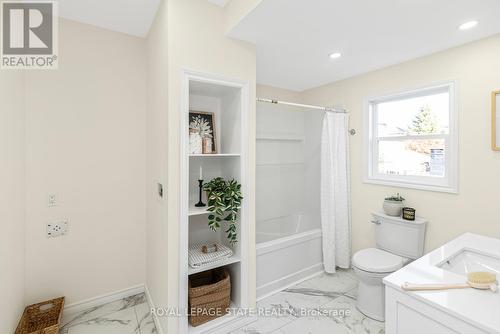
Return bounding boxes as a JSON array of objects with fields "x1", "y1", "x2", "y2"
[{"x1": 352, "y1": 248, "x2": 404, "y2": 273}]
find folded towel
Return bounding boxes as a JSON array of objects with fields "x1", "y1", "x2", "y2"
[{"x1": 188, "y1": 242, "x2": 233, "y2": 268}]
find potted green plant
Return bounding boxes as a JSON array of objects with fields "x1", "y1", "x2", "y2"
[
  {"x1": 383, "y1": 193, "x2": 405, "y2": 217},
  {"x1": 203, "y1": 177, "x2": 243, "y2": 245}
]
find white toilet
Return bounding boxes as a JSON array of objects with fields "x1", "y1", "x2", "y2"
[{"x1": 352, "y1": 212, "x2": 427, "y2": 321}]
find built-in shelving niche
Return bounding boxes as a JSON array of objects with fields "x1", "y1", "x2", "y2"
[{"x1": 180, "y1": 71, "x2": 250, "y2": 334}]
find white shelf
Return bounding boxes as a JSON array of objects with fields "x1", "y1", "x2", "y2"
[
  {"x1": 188, "y1": 205, "x2": 210, "y2": 216},
  {"x1": 189, "y1": 153, "x2": 241, "y2": 157},
  {"x1": 188, "y1": 302, "x2": 241, "y2": 334},
  {"x1": 188, "y1": 256, "x2": 241, "y2": 275},
  {"x1": 256, "y1": 133, "x2": 304, "y2": 141}
]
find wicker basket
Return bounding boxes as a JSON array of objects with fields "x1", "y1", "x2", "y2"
[
  {"x1": 188, "y1": 268, "x2": 231, "y2": 327},
  {"x1": 15, "y1": 297, "x2": 65, "y2": 334}
]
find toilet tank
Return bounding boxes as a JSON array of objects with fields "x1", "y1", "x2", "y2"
[{"x1": 372, "y1": 212, "x2": 427, "y2": 259}]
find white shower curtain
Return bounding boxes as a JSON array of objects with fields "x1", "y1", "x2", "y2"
[{"x1": 320, "y1": 111, "x2": 351, "y2": 273}]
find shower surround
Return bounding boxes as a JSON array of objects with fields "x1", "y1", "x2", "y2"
[{"x1": 256, "y1": 101, "x2": 324, "y2": 298}]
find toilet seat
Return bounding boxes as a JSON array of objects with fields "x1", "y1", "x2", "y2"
[{"x1": 352, "y1": 248, "x2": 405, "y2": 273}]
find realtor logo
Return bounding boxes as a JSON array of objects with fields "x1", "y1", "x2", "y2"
[{"x1": 1, "y1": 1, "x2": 58, "y2": 69}]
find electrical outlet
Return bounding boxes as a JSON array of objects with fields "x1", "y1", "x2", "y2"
[{"x1": 46, "y1": 220, "x2": 68, "y2": 238}]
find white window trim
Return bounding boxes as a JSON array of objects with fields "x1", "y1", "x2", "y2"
[{"x1": 364, "y1": 81, "x2": 459, "y2": 194}]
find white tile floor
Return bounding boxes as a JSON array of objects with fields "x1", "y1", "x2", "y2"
[
  {"x1": 227, "y1": 269, "x2": 384, "y2": 334},
  {"x1": 60, "y1": 269, "x2": 384, "y2": 334},
  {"x1": 60, "y1": 293, "x2": 156, "y2": 334}
]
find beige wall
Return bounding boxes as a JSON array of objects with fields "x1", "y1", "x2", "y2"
[
  {"x1": 257, "y1": 84, "x2": 303, "y2": 103},
  {"x1": 301, "y1": 35, "x2": 500, "y2": 254},
  {"x1": 146, "y1": 0, "x2": 170, "y2": 331},
  {"x1": 0, "y1": 72, "x2": 26, "y2": 333},
  {"x1": 24, "y1": 19, "x2": 147, "y2": 305}
]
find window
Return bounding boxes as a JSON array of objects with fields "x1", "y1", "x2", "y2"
[{"x1": 365, "y1": 83, "x2": 458, "y2": 193}]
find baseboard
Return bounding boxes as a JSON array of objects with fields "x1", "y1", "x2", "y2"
[
  {"x1": 144, "y1": 284, "x2": 165, "y2": 334},
  {"x1": 64, "y1": 284, "x2": 145, "y2": 316},
  {"x1": 257, "y1": 263, "x2": 324, "y2": 301}
]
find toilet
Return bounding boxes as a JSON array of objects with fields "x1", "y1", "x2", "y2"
[{"x1": 352, "y1": 212, "x2": 427, "y2": 321}]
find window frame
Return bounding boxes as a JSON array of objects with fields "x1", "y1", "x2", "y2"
[{"x1": 364, "y1": 82, "x2": 458, "y2": 193}]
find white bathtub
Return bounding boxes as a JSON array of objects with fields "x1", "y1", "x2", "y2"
[{"x1": 256, "y1": 214, "x2": 323, "y2": 299}]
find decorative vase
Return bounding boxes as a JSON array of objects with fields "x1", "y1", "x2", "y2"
[
  {"x1": 202, "y1": 137, "x2": 213, "y2": 154},
  {"x1": 383, "y1": 200, "x2": 404, "y2": 217},
  {"x1": 189, "y1": 130, "x2": 202, "y2": 154}
]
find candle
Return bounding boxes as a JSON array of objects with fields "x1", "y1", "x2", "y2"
[{"x1": 199, "y1": 166, "x2": 203, "y2": 180}]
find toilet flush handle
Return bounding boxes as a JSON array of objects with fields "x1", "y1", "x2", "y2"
[{"x1": 371, "y1": 220, "x2": 381, "y2": 225}]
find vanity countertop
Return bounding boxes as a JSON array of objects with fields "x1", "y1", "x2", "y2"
[{"x1": 384, "y1": 233, "x2": 500, "y2": 334}]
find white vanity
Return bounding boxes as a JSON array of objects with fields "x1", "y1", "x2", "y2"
[{"x1": 384, "y1": 233, "x2": 500, "y2": 334}]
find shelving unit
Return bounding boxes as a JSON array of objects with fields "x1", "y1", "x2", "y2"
[
  {"x1": 179, "y1": 70, "x2": 250, "y2": 334},
  {"x1": 188, "y1": 256, "x2": 242, "y2": 275}
]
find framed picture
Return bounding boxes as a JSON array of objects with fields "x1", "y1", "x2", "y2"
[
  {"x1": 493, "y1": 91, "x2": 500, "y2": 151},
  {"x1": 189, "y1": 111, "x2": 217, "y2": 154}
]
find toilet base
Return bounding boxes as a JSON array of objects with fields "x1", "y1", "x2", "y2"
[{"x1": 353, "y1": 267, "x2": 388, "y2": 322}]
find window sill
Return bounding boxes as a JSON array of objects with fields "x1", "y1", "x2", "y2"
[{"x1": 363, "y1": 177, "x2": 458, "y2": 194}]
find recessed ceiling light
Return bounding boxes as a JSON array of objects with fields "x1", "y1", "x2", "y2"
[
  {"x1": 459, "y1": 20, "x2": 478, "y2": 30},
  {"x1": 329, "y1": 52, "x2": 342, "y2": 59}
]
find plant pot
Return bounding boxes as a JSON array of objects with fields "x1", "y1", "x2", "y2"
[{"x1": 383, "y1": 200, "x2": 404, "y2": 217}]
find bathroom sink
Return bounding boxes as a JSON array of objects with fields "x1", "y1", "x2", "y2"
[
  {"x1": 438, "y1": 249, "x2": 500, "y2": 277},
  {"x1": 384, "y1": 233, "x2": 500, "y2": 333}
]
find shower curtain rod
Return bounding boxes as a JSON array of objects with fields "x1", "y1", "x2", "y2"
[{"x1": 256, "y1": 98, "x2": 348, "y2": 114}]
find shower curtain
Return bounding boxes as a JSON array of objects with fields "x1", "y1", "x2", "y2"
[{"x1": 320, "y1": 111, "x2": 351, "y2": 273}]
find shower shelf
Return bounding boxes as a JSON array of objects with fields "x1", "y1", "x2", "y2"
[
  {"x1": 256, "y1": 133, "x2": 304, "y2": 141},
  {"x1": 188, "y1": 256, "x2": 241, "y2": 275}
]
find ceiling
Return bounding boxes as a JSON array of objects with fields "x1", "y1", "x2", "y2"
[
  {"x1": 58, "y1": 0, "x2": 161, "y2": 37},
  {"x1": 228, "y1": 0, "x2": 500, "y2": 91}
]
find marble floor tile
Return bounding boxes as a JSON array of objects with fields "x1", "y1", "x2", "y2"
[
  {"x1": 227, "y1": 315, "x2": 290, "y2": 334},
  {"x1": 229, "y1": 271, "x2": 360, "y2": 334},
  {"x1": 228, "y1": 284, "x2": 335, "y2": 334},
  {"x1": 135, "y1": 302, "x2": 158, "y2": 334},
  {"x1": 65, "y1": 307, "x2": 140, "y2": 334},
  {"x1": 60, "y1": 293, "x2": 156, "y2": 334},
  {"x1": 59, "y1": 270, "x2": 379, "y2": 334},
  {"x1": 275, "y1": 296, "x2": 384, "y2": 334},
  {"x1": 345, "y1": 287, "x2": 358, "y2": 300},
  {"x1": 61, "y1": 293, "x2": 146, "y2": 331},
  {"x1": 292, "y1": 270, "x2": 358, "y2": 297},
  {"x1": 229, "y1": 269, "x2": 384, "y2": 334}
]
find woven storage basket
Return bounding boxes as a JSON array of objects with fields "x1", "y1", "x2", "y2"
[
  {"x1": 15, "y1": 297, "x2": 65, "y2": 334},
  {"x1": 188, "y1": 268, "x2": 231, "y2": 327}
]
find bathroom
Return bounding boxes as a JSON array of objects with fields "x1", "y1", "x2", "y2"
[{"x1": 2, "y1": 1, "x2": 500, "y2": 334}]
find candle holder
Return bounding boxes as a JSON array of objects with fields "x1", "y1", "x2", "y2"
[
  {"x1": 195, "y1": 179, "x2": 206, "y2": 207},
  {"x1": 402, "y1": 207, "x2": 416, "y2": 221}
]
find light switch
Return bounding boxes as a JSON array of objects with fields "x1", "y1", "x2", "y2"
[{"x1": 48, "y1": 194, "x2": 56, "y2": 207}]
